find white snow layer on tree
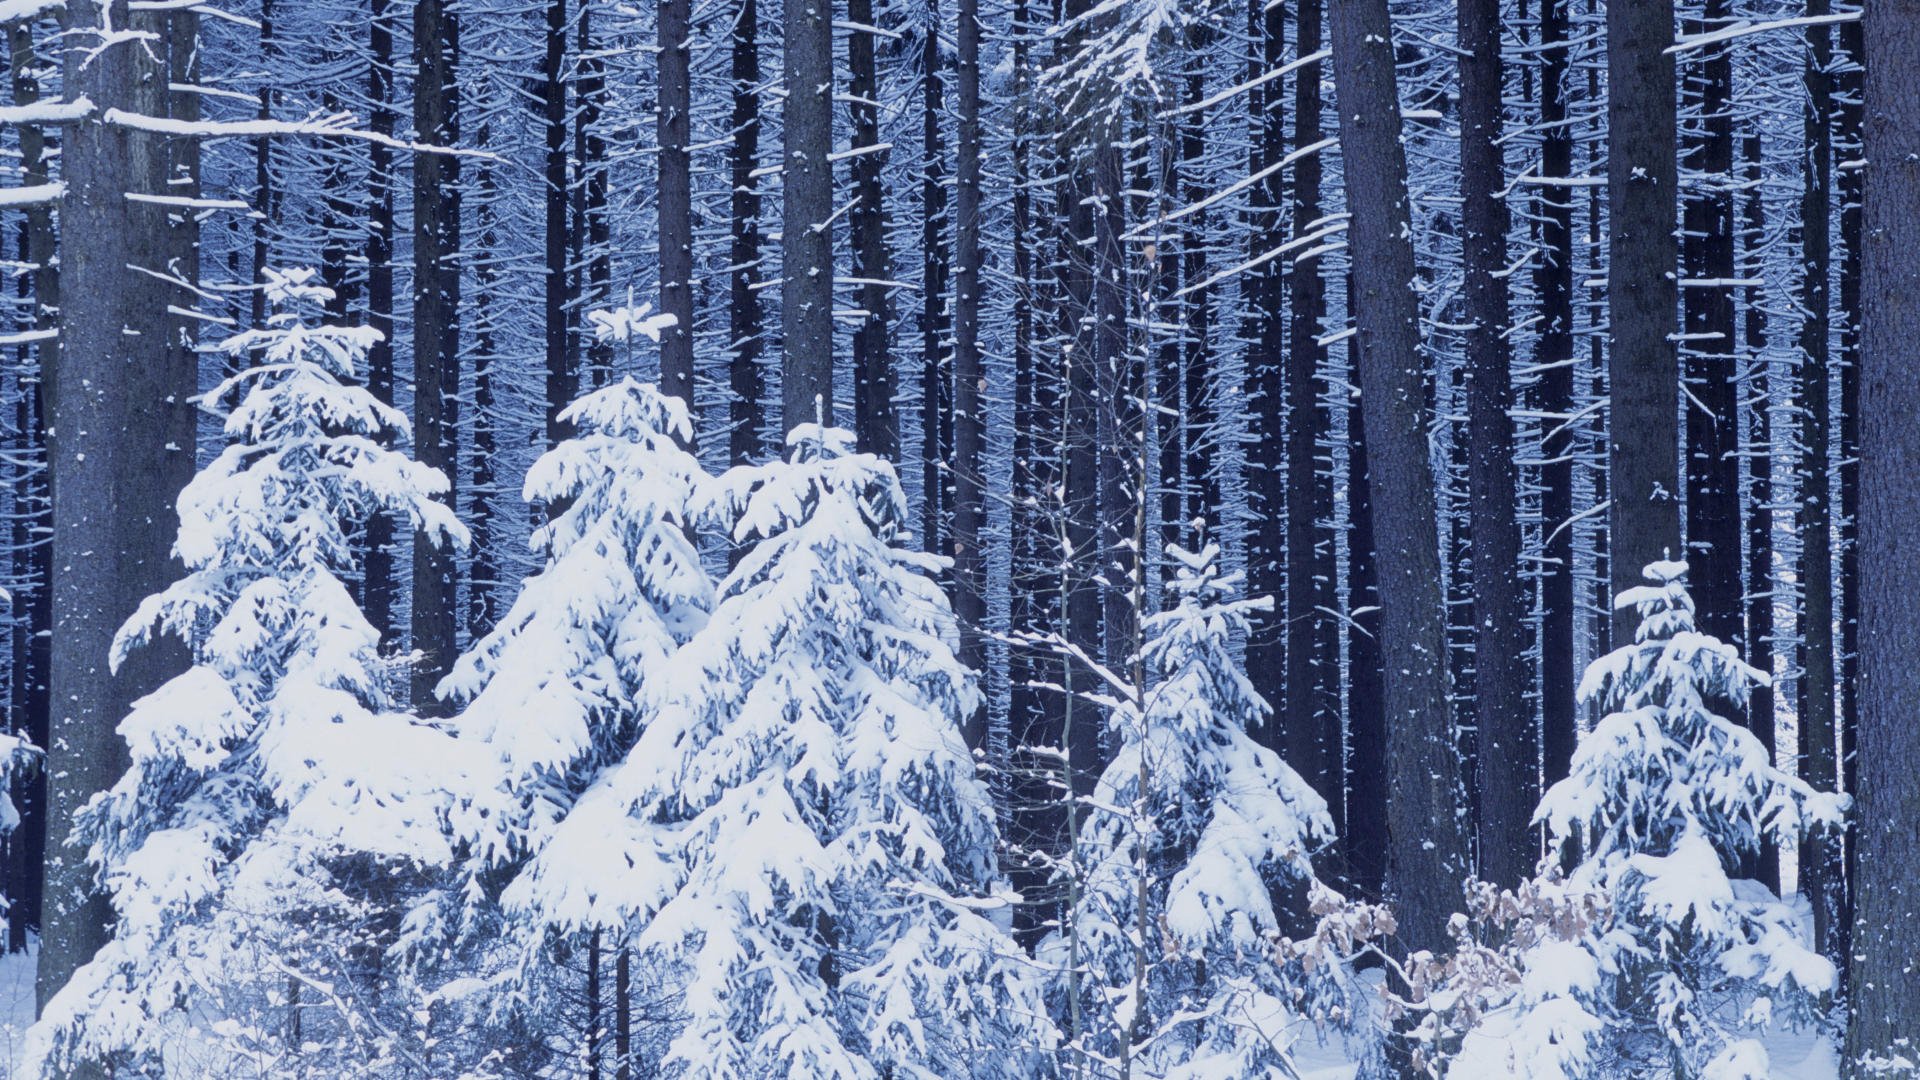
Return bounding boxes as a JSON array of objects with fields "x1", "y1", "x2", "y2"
[
  {"x1": 424, "y1": 377, "x2": 711, "y2": 982},
  {"x1": 1441, "y1": 561, "x2": 1846, "y2": 1080},
  {"x1": 583, "y1": 425, "x2": 1055, "y2": 1078},
  {"x1": 23, "y1": 269, "x2": 478, "y2": 1077},
  {"x1": 1048, "y1": 541, "x2": 1343, "y2": 1079}
]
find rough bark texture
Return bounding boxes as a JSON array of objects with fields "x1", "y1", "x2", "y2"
[
  {"x1": 543, "y1": 0, "x2": 575, "y2": 445},
  {"x1": 920, "y1": 11, "x2": 951, "y2": 561},
  {"x1": 1328, "y1": 0, "x2": 1468, "y2": 969},
  {"x1": 950, "y1": 0, "x2": 986, "y2": 749},
  {"x1": 728, "y1": 0, "x2": 767, "y2": 468},
  {"x1": 1605, "y1": 0, "x2": 1681, "y2": 629},
  {"x1": 1244, "y1": 0, "x2": 1288, "y2": 769},
  {"x1": 1680, "y1": 0, "x2": 1741, "y2": 651},
  {"x1": 847, "y1": 0, "x2": 895, "y2": 459},
  {"x1": 1844, "y1": 0, "x2": 1920, "y2": 1066},
  {"x1": 657, "y1": 0, "x2": 695, "y2": 420},
  {"x1": 363, "y1": 0, "x2": 397, "y2": 643},
  {"x1": 40, "y1": 0, "x2": 199, "y2": 1029},
  {"x1": 781, "y1": 0, "x2": 834, "y2": 432},
  {"x1": 1534, "y1": 0, "x2": 1579, "y2": 803},
  {"x1": 1285, "y1": 0, "x2": 1339, "y2": 881},
  {"x1": 413, "y1": 0, "x2": 462, "y2": 709},
  {"x1": 1457, "y1": 0, "x2": 1534, "y2": 891},
  {"x1": 1797, "y1": 0, "x2": 1844, "y2": 966}
]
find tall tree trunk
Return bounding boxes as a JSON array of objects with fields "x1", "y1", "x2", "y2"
[
  {"x1": 543, "y1": 0, "x2": 575, "y2": 445},
  {"x1": 412, "y1": 0, "x2": 462, "y2": 707},
  {"x1": 1680, "y1": 0, "x2": 1741, "y2": 647},
  {"x1": 469, "y1": 130, "x2": 500, "y2": 641},
  {"x1": 362, "y1": 0, "x2": 397, "y2": 642},
  {"x1": 658, "y1": 0, "x2": 694, "y2": 418},
  {"x1": 1605, "y1": 0, "x2": 1681, "y2": 625},
  {"x1": 1244, "y1": 0, "x2": 1287, "y2": 766},
  {"x1": 1832, "y1": 11, "x2": 1864, "y2": 970},
  {"x1": 1285, "y1": 0, "x2": 1340, "y2": 879},
  {"x1": 39, "y1": 0, "x2": 198, "y2": 1027},
  {"x1": 781, "y1": 0, "x2": 834, "y2": 432},
  {"x1": 1328, "y1": 0, "x2": 1468, "y2": 969},
  {"x1": 1798, "y1": 0, "x2": 1843, "y2": 967},
  {"x1": 920, "y1": 11, "x2": 951, "y2": 553},
  {"x1": 1346, "y1": 399, "x2": 1388, "y2": 899},
  {"x1": 728, "y1": 0, "x2": 767, "y2": 467},
  {"x1": 1844, "y1": 0, "x2": 1920, "y2": 1066},
  {"x1": 1534, "y1": 0, "x2": 1579, "y2": 802},
  {"x1": 847, "y1": 0, "x2": 894, "y2": 458},
  {"x1": 7, "y1": 17, "x2": 53, "y2": 955},
  {"x1": 950, "y1": 0, "x2": 985, "y2": 748},
  {"x1": 1458, "y1": 0, "x2": 1535, "y2": 891},
  {"x1": 1739, "y1": 129, "x2": 1777, "y2": 892},
  {"x1": 580, "y1": 5, "x2": 610, "y2": 387}
]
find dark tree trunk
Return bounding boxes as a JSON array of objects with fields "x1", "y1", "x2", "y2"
[
  {"x1": 847, "y1": 0, "x2": 894, "y2": 459},
  {"x1": 950, "y1": 0, "x2": 985, "y2": 748},
  {"x1": 1844, "y1": 0, "x2": 1920, "y2": 1066},
  {"x1": 1458, "y1": 0, "x2": 1535, "y2": 891},
  {"x1": 1346, "y1": 400, "x2": 1387, "y2": 900},
  {"x1": 728, "y1": 0, "x2": 767, "y2": 467},
  {"x1": 7, "y1": 18, "x2": 54, "y2": 953},
  {"x1": 1680, "y1": 0, "x2": 1742, "y2": 650},
  {"x1": 1181, "y1": 38, "x2": 1217, "y2": 537},
  {"x1": 1285, "y1": 0, "x2": 1340, "y2": 879},
  {"x1": 1534, "y1": 0, "x2": 1579, "y2": 802},
  {"x1": 1244, "y1": 0, "x2": 1287, "y2": 767},
  {"x1": 1797, "y1": 0, "x2": 1843, "y2": 968},
  {"x1": 1605, "y1": 0, "x2": 1681, "y2": 624},
  {"x1": 40, "y1": 0, "x2": 198, "y2": 1027},
  {"x1": 920, "y1": 12, "x2": 951, "y2": 554},
  {"x1": 412, "y1": 0, "x2": 462, "y2": 708},
  {"x1": 1740, "y1": 129, "x2": 1778, "y2": 892},
  {"x1": 580, "y1": 6, "x2": 610, "y2": 388},
  {"x1": 1328, "y1": 0, "x2": 1468, "y2": 968},
  {"x1": 1833, "y1": 11, "x2": 1864, "y2": 970},
  {"x1": 543, "y1": 0, "x2": 575, "y2": 445},
  {"x1": 658, "y1": 0, "x2": 694, "y2": 418},
  {"x1": 361, "y1": 0, "x2": 397, "y2": 643},
  {"x1": 781, "y1": 0, "x2": 834, "y2": 432},
  {"x1": 469, "y1": 133, "x2": 500, "y2": 641}
]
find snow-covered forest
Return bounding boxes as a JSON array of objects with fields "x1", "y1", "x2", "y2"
[{"x1": 0, "y1": 0, "x2": 1915, "y2": 1075}]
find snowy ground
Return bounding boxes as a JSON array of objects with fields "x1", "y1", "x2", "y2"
[
  {"x1": 0, "y1": 945, "x2": 34, "y2": 1078},
  {"x1": 0, "y1": 943, "x2": 1839, "y2": 1079}
]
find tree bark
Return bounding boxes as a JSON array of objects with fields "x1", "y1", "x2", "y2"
[
  {"x1": 39, "y1": 0, "x2": 198, "y2": 1029},
  {"x1": 1680, "y1": 0, "x2": 1742, "y2": 651},
  {"x1": 658, "y1": 0, "x2": 694, "y2": 419},
  {"x1": 847, "y1": 0, "x2": 894, "y2": 459},
  {"x1": 412, "y1": 0, "x2": 461, "y2": 708},
  {"x1": 1328, "y1": 0, "x2": 1468, "y2": 968},
  {"x1": 920, "y1": 10, "x2": 950, "y2": 554},
  {"x1": 781, "y1": 0, "x2": 834, "y2": 433},
  {"x1": 1844, "y1": 0, "x2": 1920, "y2": 1066},
  {"x1": 1797, "y1": 0, "x2": 1843, "y2": 967},
  {"x1": 1534, "y1": 0, "x2": 1580, "y2": 805},
  {"x1": 1605, "y1": 0, "x2": 1681, "y2": 626},
  {"x1": 1458, "y1": 0, "x2": 1535, "y2": 891},
  {"x1": 543, "y1": 0, "x2": 575, "y2": 446},
  {"x1": 362, "y1": 0, "x2": 397, "y2": 642},
  {"x1": 728, "y1": 0, "x2": 767, "y2": 467},
  {"x1": 1244, "y1": 0, "x2": 1288, "y2": 768},
  {"x1": 950, "y1": 0, "x2": 985, "y2": 748}
]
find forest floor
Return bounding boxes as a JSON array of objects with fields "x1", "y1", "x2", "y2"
[{"x1": 0, "y1": 943, "x2": 1841, "y2": 1078}]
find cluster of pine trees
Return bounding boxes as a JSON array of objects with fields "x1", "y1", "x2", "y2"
[{"x1": 0, "y1": 0, "x2": 1916, "y2": 1075}]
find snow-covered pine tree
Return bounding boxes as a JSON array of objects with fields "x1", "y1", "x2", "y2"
[
  {"x1": 24, "y1": 269, "x2": 476, "y2": 1078},
  {"x1": 1047, "y1": 540, "x2": 1345, "y2": 1078},
  {"x1": 607, "y1": 424, "x2": 1054, "y2": 1078},
  {"x1": 421, "y1": 372, "x2": 711, "y2": 1065},
  {"x1": 1420, "y1": 561, "x2": 1846, "y2": 1080}
]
